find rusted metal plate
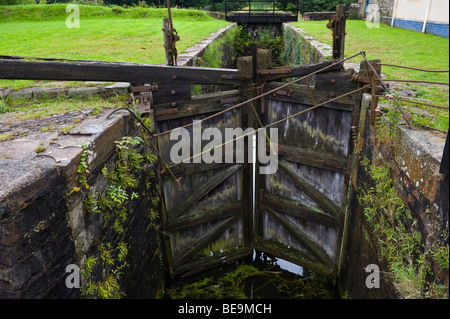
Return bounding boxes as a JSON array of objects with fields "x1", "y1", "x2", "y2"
[
  {"x1": 257, "y1": 67, "x2": 292, "y2": 75},
  {"x1": 131, "y1": 85, "x2": 158, "y2": 93}
]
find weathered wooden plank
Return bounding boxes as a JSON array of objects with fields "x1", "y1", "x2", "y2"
[
  {"x1": 154, "y1": 98, "x2": 244, "y2": 121},
  {"x1": 278, "y1": 160, "x2": 341, "y2": 217},
  {"x1": 153, "y1": 89, "x2": 242, "y2": 110},
  {"x1": 267, "y1": 91, "x2": 355, "y2": 111},
  {"x1": 261, "y1": 60, "x2": 341, "y2": 82},
  {"x1": 152, "y1": 84, "x2": 192, "y2": 104},
  {"x1": 265, "y1": 82, "x2": 355, "y2": 110},
  {"x1": 267, "y1": 99, "x2": 353, "y2": 158},
  {"x1": 275, "y1": 143, "x2": 348, "y2": 172},
  {"x1": 154, "y1": 90, "x2": 244, "y2": 120},
  {"x1": 162, "y1": 162, "x2": 231, "y2": 177},
  {"x1": 169, "y1": 164, "x2": 241, "y2": 218},
  {"x1": 315, "y1": 69, "x2": 357, "y2": 94},
  {"x1": 0, "y1": 59, "x2": 243, "y2": 85},
  {"x1": 265, "y1": 207, "x2": 334, "y2": 268},
  {"x1": 168, "y1": 201, "x2": 242, "y2": 231},
  {"x1": 262, "y1": 193, "x2": 339, "y2": 226},
  {"x1": 173, "y1": 215, "x2": 239, "y2": 266},
  {"x1": 154, "y1": 103, "x2": 235, "y2": 121}
]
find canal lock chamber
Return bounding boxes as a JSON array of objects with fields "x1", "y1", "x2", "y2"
[{"x1": 1, "y1": 21, "x2": 447, "y2": 300}]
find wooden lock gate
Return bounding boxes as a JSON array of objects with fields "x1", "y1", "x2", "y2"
[
  {"x1": 149, "y1": 52, "x2": 372, "y2": 280},
  {"x1": 0, "y1": 48, "x2": 375, "y2": 281}
]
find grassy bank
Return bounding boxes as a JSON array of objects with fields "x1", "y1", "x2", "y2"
[
  {"x1": 0, "y1": 4, "x2": 230, "y2": 89},
  {"x1": 0, "y1": 3, "x2": 215, "y2": 22},
  {"x1": 291, "y1": 19, "x2": 449, "y2": 131},
  {"x1": 291, "y1": 20, "x2": 449, "y2": 83}
]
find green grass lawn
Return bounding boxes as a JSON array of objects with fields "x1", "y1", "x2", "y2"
[
  {"x1": 292, "y1": 19, "x2": 449, "y2": 83},
  {"x1": 0, "y1": 4, "x2": 230, "y2": 89}
]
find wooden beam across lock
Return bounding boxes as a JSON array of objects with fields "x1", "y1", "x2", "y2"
[{"x1": 0, "y1": 57, "x2": 245, "y2": 86}]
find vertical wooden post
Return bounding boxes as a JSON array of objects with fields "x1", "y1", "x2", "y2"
[
  {"x1": 256, "y1": 49, "x2": 271, "y2": 115},
  {"x1": 359, "y1": 59, "x2": 381, "y2": 127},
  {"x1": 255, "y1": 49, "x2": 271, "y2": 243},
  {"x1": 333, "y1": 4, "x2": 347, "y2": 60},
  {"x1": 237, "y1": 56, "x2": 254, "y2": 245},
  {"x1": 256, "y1": 48, "x2": 272, "y2": 72},
  {"x1": 162, "y1": 18, "x2": 174, "y2": 66}
]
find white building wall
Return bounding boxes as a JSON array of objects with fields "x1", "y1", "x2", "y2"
[{"x1": 394, "y1": 0, "x2": 449, "y2": 24}]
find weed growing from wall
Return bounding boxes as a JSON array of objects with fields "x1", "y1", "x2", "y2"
[
  {"x1": 358, "y1": 100, "x2": 449, "y2": 298},
  {"x1": 73, "y1": 120, "x2": 159, "y2": 298},
  {"x1": 232, "y1": 25, "x2": 283, "y2": 66}
]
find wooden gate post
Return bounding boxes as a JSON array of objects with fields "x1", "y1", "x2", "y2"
[
  {"x1": 162, "y1": 18, "x2": 174, "y2": 66},
  {"x1": 237, "y1": 56, "x2": 255, "y2": 245},
  {"x1": 333, "y1": 4, "x2": 347, "y2": 60}
]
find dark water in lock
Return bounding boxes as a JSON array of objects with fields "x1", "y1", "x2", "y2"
[{"x1": 166, "y1": 250, "x2": 339, "y2": 299}]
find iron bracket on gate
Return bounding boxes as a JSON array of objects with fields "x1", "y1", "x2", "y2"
[{"x1": 130, "y1": 84, "x2": 158, "y2": 109}]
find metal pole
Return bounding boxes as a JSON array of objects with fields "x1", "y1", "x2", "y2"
[
  {"x1": 391, "y1": 0, "x2": 398, "y2": 27},
  {"x1": 422, "y1": 0, "x2": 432, "y2": 33}
]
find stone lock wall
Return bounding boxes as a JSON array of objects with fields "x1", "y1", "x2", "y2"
[
  {"x1": 339, "y1": 94, "x2": 448, "y2": 298},
  {"x1": 0, "y1": 111, "x2": 166, "y2": 298},
  {"x1": 0, "y1": 22, "x2": 239, "y2": 299},
  {"x1": 282, "y1": 23, "x2": 332, "y2": 65}
]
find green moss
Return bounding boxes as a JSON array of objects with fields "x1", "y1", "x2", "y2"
[
  {"x1": 197, "y1": 26, "x2": 239, "y2": 69},
  {"x1": 79, "y1": 131, "x2": 159, "y2": 299}
]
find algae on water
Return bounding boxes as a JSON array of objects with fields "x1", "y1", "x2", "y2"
[{"x1": 166, "y1": 263, "x2": 336, "y2": 299}]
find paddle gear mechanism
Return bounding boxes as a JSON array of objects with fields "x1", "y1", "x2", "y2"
[{"x1": 165, "y1": 0, "x2": 180, "y2": 66}]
